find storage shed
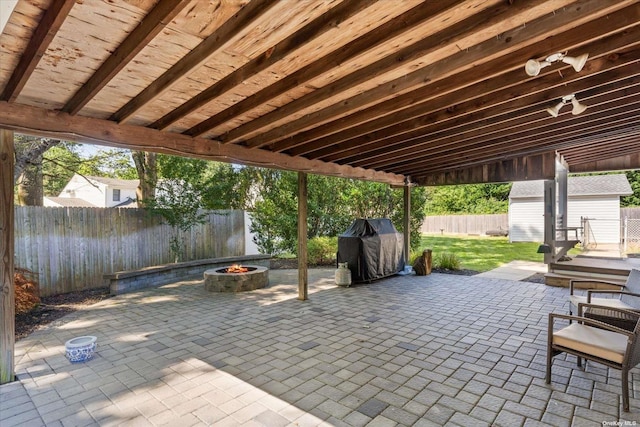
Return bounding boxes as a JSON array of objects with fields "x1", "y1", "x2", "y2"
[{"x1": 509, "y1": 175, "x2": 632, "y2": 243}]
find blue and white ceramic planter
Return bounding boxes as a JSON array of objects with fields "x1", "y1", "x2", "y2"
[{"x1": 65, "y1": 336, "x2": 97, "y2": 363}]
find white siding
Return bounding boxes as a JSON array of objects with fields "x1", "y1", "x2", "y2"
[
  {"x1": 60, "y1": 175, "x2": 106, "y2": 206},
  {"x1": 509, "y1": 195, "x2": 622, "y2": 243},
  {"x1": 509, "y1": 198, "x2": 544, "y2": 242},
  {"x1": 105, "y1": 187, "x2": 137, "y2": 207},
  {"x1": 567, "y1": 196, "x2": 621, "y2": 244}
]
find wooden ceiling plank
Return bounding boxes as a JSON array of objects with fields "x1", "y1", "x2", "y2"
[
  {"x1": 183, "y1": 0, "x2": 462, "y2": 137},
  {"x1": 237, "y1": 0, "x2": 631, "y2": 149},
  {"x1": 149, "y1": 0, "x2": 376, "y2": 131},
  {"x1": 337, "y1": 51, "x2": 640, "y2": 167},
  {"x1": 302, "y1": 19, "x2": 640, "y2": 160},
  {"x1": 355, "y1": 80, "x2": 640, "y2": 170},
  {"x1": 62, "y1": 0, "x2": 192, "y2": 115},
  {"x1": 111, "y1": 0, "x2": 280, "y2": 124},
  {"x1": 0, "y1": 0, "x2": 75, "y2": 102},
  {"x1": 0, "y1": 101, "x2": 404, "y2": 186}
]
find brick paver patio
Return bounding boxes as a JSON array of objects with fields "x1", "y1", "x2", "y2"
[{"x1": 2, "y1": 270, "x2": 640, "y2": 426}]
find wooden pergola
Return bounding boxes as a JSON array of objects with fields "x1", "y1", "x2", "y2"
[{"x1": 1, "y1": 0, "x2": 639, "y2": 383}]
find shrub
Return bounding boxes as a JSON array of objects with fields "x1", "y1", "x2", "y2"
[
  {"x1": 435, "y1": 252, "x2": 461, "y2": 270},
  {"x1": 307, "y1": 236, "x2": 337, "y2": 265},
  {"x1": 15, "y1": 268, "x2": 40, "y2": 314}
]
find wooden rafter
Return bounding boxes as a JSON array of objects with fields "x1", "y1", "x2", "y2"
[
  {"x1": 232, "y1": 0, "x2": 627, "y2": 148},
  {"x1": 332, "y1": 50, "x2": 640, "y2": 167},
  {"x1": 183, "y1": 0, "x2": 461, "y2": 137},
  {"x1": 282, "y1": 10, "x2": 640, "y2": 158},
  {"x1": 110, "y1": 0, "x2": 280, "y2": 124},
  {"x1": 0, "y1": 0, "x2": 75, "y2": 102},
  {"x1": 149, "y1": 0, "x2": 376, "y2": 130},
  {"x1": 62, "y1": 0, "x2": 192, "y2": 115}
]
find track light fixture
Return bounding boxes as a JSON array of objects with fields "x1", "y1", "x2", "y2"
[
  {"x1": 546, "y1": 94, "x2": 587, "y2": 117},
  {"x1": 525, "y1": 52, "x2": 589, "y2": 76}
]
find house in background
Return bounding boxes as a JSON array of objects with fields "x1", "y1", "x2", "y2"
[
  {"x1": 44, "y1": 174, "x2": 139, "y2": 208},
  {"x1": 509, "y1": 174, "x2": 632, "y2": 244}
]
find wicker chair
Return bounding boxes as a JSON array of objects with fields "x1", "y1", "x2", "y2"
[
  {"x1": 547, "y1": 304, "x2": 640, "y2": 412},
  {"x1": 569, "y1": 268, "x2": 640, "y2": 317}
]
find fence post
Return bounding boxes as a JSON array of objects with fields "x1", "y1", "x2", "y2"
[{"x1": 624, "y1": 216, "x2": 628, "y2": 253}]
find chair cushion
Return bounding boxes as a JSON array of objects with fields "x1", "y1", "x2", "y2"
[
  {"x1": 621, "y1": 269, "x2": 640, "y2": 309},
  {"x1": 553, "y1": 323, "x2": 628, "y2": 364},
  {"x1": 569, "y1": 295, "x2": 634, "y2": 311}
]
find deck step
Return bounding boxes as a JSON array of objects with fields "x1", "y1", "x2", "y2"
[
  {"x1": 544, "y1": 271, "x2": 627, "y2": 288},
  {"x1": 549, "y1": 261, "x2": 631, "y2": 277}
]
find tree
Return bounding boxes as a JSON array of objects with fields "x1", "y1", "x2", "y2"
[
  {"x1": 425, "y1": 183, "x2": 512, "y2": 215},
  {"x1": 622, "y1": 170, "x2": 640, "y2": 207},
  {"x1": 14, "y1": 135, "x2": 63, "y2": 205},
  {"x1": 144, "y1": 155, "x2": 209, "y2": 262},
  {"x1": 132, "y1": 151, "x2": 158, "y2": 205}
]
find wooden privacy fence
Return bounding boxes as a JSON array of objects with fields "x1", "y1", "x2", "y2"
[
  {"x1": 421, "y1": 214, "x2": 508, "y2": 236},
  {"x1": 15, "y1": 207, "x2": 245, "y2": 296}
]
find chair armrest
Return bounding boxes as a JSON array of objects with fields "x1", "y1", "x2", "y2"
[
  {"x1": 569, "y1": 279, "x2": 623, "y2": 295},
  {"x1": 550, "y1": 310, "x2": 634, "y2": 337},
  {"x1": 586, "y1": 290, "x2": 640, "y2": 302}
]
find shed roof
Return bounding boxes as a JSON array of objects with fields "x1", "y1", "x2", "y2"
[{"x1": 509, "y1": 174, "x2": 633, "y2": 199}]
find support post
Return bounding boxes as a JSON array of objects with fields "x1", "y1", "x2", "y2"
[
  {"x1": 297, "y1": 172, "x2": 308, "y2": 301},
  {"x1": 543, "y1": 179, "x2": 556, "y2": 266},
  {"x1": 556, "y1": 160, "x2": 568, "y2": 234},
  {"x1": 0, "y1": 129, "x2": 15, "y2": 384},
  {"x1": 403, "y1": 183, "x2": 411, "y2": 266}
]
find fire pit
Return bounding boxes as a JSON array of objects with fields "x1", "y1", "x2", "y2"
[{"x1": 204, "y1": 265, "x2": 269, "y2": 292}]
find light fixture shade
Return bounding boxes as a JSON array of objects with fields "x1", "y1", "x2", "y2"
[
  {"x1": 525, "y1": 59, "x2": 551, "y2": 76},
  {"x1": 546, "y1": 101, "x2": 564, "y2": 117},
  {"x1": 570, "y1": 95, "x2": 588, "y2": 115},
  {"x1": 537, "y1": 244, "x2": 552, "y2": 254},
  {"x1": 562, "y1": 53, "x2": 589, "y2": 72}
]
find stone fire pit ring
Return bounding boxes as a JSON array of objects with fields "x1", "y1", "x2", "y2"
[{"x1": 204, "y1": 265, "x2": 269, "y2": 292}]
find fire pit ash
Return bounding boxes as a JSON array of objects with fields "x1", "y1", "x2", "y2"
[{"x1": 204, "y1": 264, "x2": 268, "y2": 292}]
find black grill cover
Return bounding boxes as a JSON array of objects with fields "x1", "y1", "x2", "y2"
[{"x1": 337, "y1": 218, "x2": 405, "y2": 283}]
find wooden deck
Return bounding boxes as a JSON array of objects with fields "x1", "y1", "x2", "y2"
[{"x1": 545, "y1": 255, "x2": 640, "y2": 287}]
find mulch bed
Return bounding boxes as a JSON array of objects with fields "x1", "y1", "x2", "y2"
[{"x1": 14, "y1": 259, "x2": 543, "y2": 340}]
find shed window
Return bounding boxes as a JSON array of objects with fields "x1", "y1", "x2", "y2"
[{"x1": 113, "y1": 189, "x2": 121, "y2": 201}]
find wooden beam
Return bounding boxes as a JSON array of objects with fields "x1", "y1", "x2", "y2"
[
  {"x1": 415, "y1": 152, "x2": 556, "y2": 186},
  {"x1": 0, "y1": 101, "x2": 405, "y2": 186},
  {"x1": 111, "y1": 0, "x2": 279, "y2": 123},
  {"x1": 62, "y1": 0, "x2": 192, "y2": 115},
  {"x1": 0, "y1": 129, "x2": 15, "y2": 384},
  {"x1": 184, "y1": 0, "x2": 461, "y2": 137},
  {"x1": 570, "y1": 153, "x2": 640, "y2": 173},
  {"x1": 234, "y1": 0, "x2": 628, "y2": 148},
  {"x1": 150, "y1": 0, "x2": 375, "y2": 130},
  {"x1": 0, "y1": 0, "x2": 75, "y2": 102},
  {"x1": 298, "y1": 172, "x2": 308, "y2": 301}
]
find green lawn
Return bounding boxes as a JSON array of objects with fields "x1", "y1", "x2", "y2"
[{"x1": 418, "y1": 235, "x2": 580, "y2": 272}]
